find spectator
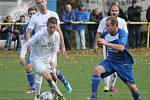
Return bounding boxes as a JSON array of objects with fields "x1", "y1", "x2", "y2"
[
  {"x1": 88, "y1": 8, "x2": 103, "y2": 49},
  {"x1": 1, "y1": 15, "x2": 13, "y2": 50},
  {"x1": 61, "y1": 3, "x2": 76, "y2": 50},
  {"x1": 13, "y1": 15, "x2": 26, "y2": 51},
  {"x1": 108, "y1": 0, "x2": 128, "y2": 21},
  {"x1": 146, "y1": 6, "x2": 150, "y2": 22},
  {"x1": 74, "y1": 3, "x2": 89, "y2": 50},
  {"x1": 127, "y1": 0, "x2": 142, "y2": 48}
]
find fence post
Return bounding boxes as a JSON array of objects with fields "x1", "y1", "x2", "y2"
[{"x1": 147, "y1": 22, "x2": 150, "y2": 48}]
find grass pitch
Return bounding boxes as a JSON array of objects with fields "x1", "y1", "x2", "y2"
[{"x1": 0, "y1": 48, "x2": 150, "y2": 100}]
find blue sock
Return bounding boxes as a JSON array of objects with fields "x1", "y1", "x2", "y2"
[
  {"x1": 27, "y1": 71, "x2": 35, "y2": 90},
  {"x1": 132, "y1": 90, "x2": 141, "y2": 100},
  {"x1": 91, "y1": 75, "x2": 101, "y2": 99},
  {"x1": 56, "y1": 69, "x2": 68, "y2": 85}
]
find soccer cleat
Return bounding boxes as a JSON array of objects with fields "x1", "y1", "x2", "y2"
[
  {"x1": 58, "y1": 95, "x2": 66, "y2": 100},
  {"x1": 103, "y1": 86, "x2": 109, "y2": 92},
  {"x1": 87, "y1": 97, "x2": 97, "y2": 100},
  {"x1": 25, "y1": 88, "x2": 34, "y2": 94},
  {"x1": 64, "y1": 82, "x2": 72, "y2": 93}
]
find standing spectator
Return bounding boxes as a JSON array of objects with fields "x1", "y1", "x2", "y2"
[
  {"x1": 88, "y1": 8, "x2": 103, "y2": 49},
  {"x1": 1, "y1": 15, "x2": 13, "y2": 50},
  {"x1": 127, "y1": 0, "x2": 142, "y2": 48},
  {"x1": 146, "y1": 6, "x2": 150, "y2": 22},
  {"x1": 74, "y1": 3, "x2": 89, "y2": 50},
  {"x1": 62, "y1": 3, "x2": 76, "y2": 50},
  {"x1": 13, "y1": 15, "x2": 26, "y2": 51}
]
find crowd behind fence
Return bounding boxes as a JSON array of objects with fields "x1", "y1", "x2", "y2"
[{"x1": 0, "y1": 21, "x2": 150, "y2": 49}]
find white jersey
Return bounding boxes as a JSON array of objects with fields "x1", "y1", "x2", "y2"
[
  {"x1": 97, "y1": 17, "x2": 128, "y2": 34},
  {"x1": 27, "y1": 10, "x2": 60, "y2": 33},
  {"x1": 20, "y1": 28, "x2": 60, "y2": 63}
]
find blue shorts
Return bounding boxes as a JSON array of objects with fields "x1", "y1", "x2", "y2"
[
  {"x1": 26, "y1": 53, "x2": 31, "y2": 64},
  {"x1": 99, "y1": 59, "x2": 135, "y2": 84}
]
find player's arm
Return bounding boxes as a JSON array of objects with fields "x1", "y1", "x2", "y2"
[
  {"x1": 20, "y1": 32, "x2": 40, "y2": 65},
  {"x1": 97, "y1": 38, "x2": 125, "y2": 51},
  {"x1": 20, "y1": 42, "x2": 31, "y2": 65},
  {"x1": 94, "y1": 32, "x2": 101, "y2": 53},
  {"x1": 26, "y1": 28, "x2": 33, "y2": 40},
  {"x1": 56, "y1": 25, "x2": 66, "y2": 56},
  {"x1": 50, "y1": 32, "x2": 60, "y2": 68}
]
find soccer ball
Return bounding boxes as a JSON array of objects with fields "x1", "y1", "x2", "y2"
[{"x1": 39, "y1": 91, "x2": 54, "y2": 100}]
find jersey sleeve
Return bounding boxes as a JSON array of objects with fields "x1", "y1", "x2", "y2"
[
  {"x1": 53, "y1": 32, "x2": 60, "y2": 51},
  {"x1": 20, "y1": 32, "x2": 41, "y2": 59},
  {"x1": 118, "y1": 29, "x2": 128, "y2": 46},
  {"x1": 97, "y1": 17, "x2": 107, "y2": 34},
  {"x1": 27, "y1": 16, "x2": 36, "y2": 30},
  {"x1": 122, "y1": 19, "x2": 128, "y2": 34}
]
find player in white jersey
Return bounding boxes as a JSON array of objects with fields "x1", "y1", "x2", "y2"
[
  {"x1": 27, "y1": 0, "x2": 66, "y2": 54},
  {"x1": 20, "y1": 17, "x2": 66, "y2": 100},
  {"x1": 94, "y1": 4, "x2": 128, "y2": 92},
  {"x1": 26, "y1": 0, "x2": 72, "y2": 93}
]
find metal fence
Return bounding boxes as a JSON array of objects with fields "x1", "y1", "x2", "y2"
[{"x1": 0, "y1": 21, "x2": 150, "y2": 48}]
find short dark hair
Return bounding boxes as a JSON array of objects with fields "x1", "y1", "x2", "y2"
[
  {"x1": 106, "y1": 16, "x2": 118, "y2": 26},
  {"x1": 28, "y1": 7, "x2": 37, "y2": 13},
  {"x1": 47, "y1": 17, "x2": 57, "y2": 26}
]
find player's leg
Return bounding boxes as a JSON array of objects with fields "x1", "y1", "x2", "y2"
[
  {"x1": 102, "y1": 45, "x2": 110, "y2": 92},
  {"x1": 42, "y1": 68, "x2": 66, "y2": 100},
  {"x1": 109, "y1": 72, "x2": 118, "y2": 92},
  {"x1": 114, "y1": 63, "x2": 141, "y2": 100},
  {"x1": 127, "y1": 83, "x2": 141, "y2": 100},
  {"x1": 34, "y1": 72, "x2": 43, "y2": 100},
  {"x1": 56, "y1": 68, "x2": 72, "y2": 93},
  {"x1": 26, "y1": 54, "x2": 35, "y2": 93},
  {"x1": 90, "y1": 59, "x2": 114, "y2": 99},
  {"x1": 103, "y1": 76, "x2": 110, "y2": 92}
]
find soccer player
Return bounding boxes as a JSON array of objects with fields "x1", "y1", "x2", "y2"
[
  {"x1": 23, "y1": 6, "x2": 37, "y2": 94},
  {"x1": 94, "y1": 4, "x2": 128, "y2": 92},
  {"x1": 26, "y1": 0, "x2": 72, "y2": 93},
  {"x1": 90, "y1": 16, "x2": 141, "y2": 100},
  {"x1": 20, "y1": 17, "x2": 66, "y2": 100}
]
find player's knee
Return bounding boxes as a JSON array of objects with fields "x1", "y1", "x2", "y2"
[
  {"x1": 93, "y1": 66, "x2": 105, "y2": 75},
  {"x1": 113, "y1": 73, "x2": 117, "y2": 78},
  {"x1": 26, "y1": 64, "x2": 33, "y2": 72},
  {"x1": 127, "y1": 82, "x2": 138, "y2": 93}
]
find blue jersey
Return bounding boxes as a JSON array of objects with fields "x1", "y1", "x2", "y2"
[
  {"x1": 23, "y1": 23, "x2": 35, "y2": 41},
  {"x1": 102, "y1": 28, "x2": 134, "y2": 64}
]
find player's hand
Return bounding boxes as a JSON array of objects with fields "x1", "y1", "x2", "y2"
[
  {"x1": 94, "y1": 39, "x2": 99, "y2": 53},
  {"x1": 97, "y1": 38, "x2": 107, "y2": 45},
  {"x1": 20, "y1": 58, "x2": 25, "y2": 65},
  {"x1": 62, "y1": 48, "x2": 67, "y2": 56}
]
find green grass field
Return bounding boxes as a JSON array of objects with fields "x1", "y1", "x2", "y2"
[{"x1": 0, "y1": 48, "x2": 150, "y2": 100}]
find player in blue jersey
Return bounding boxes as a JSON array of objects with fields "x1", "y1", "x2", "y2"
[
  {"x1": 23, "y1": 7, "x2": 37, "y2": 94},
  {"x1": 90, "y1": 16, "x2": 141, "y2": 100}
]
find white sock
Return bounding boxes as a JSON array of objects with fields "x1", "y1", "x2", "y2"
[
  {"x1": 50, "y1": 80, "x2": 62, "y2": 96},
  {"x1": 35, "y1": 82, "x2": 42, "y2": 96},
  {"x1": 104, "y1": 76, "x2": 110, "y2": 87}
]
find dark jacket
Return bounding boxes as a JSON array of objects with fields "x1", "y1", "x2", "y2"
[
  {"x1": 88, "y1": 10, "x2": 103, "y2": 31},
  {"x1": 146, "y1": 7, "x2": 150, "y2": 22},
  {"x1": 127, "y1": 6, "x2": 142, "y2": 22}
]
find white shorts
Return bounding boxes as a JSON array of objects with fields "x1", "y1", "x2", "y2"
[{"x1": 31, "y1": 59, "x2": 56, "y2": 84}]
